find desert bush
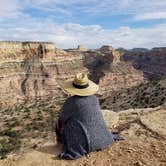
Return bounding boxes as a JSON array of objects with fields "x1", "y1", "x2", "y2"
[
  {"x1": 8, "y1": 120, "x2": 20, "y2": 128},
  {"x1": 1, "y1": 128, "x2": 21, "y2": 137},
  {"x1": 0, "y1": 133, "x2": 21, "y2": 159}
]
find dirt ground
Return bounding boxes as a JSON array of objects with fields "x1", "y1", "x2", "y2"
[{"x1": 0, "y1": 107, "x2": 166, "y2": 166}]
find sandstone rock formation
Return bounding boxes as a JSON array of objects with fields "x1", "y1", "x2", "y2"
[
  {"x1": 0, "y1": 42, "x2": 165, "y2": 111},
  {"x1": 120, "y1": 47, "x2": 166, "y2": 80},
  {"x1": 99, "y1": 45, "x2": 113, "y2": 52},
  {"x1": 0, "y1": 41, "x2": 87, "y2": 108},
  {"x1": 65, "y1": 45, "x2": 88, "y2": 52},
  {"x1": 0, "y1": 42, "x2": 145, "y2": 109},
  {"x1": 83, "y1": 46, "x2": 145, "y2": 95},
  {"x1": 101, "y1": 109, "x2": 119, "y2": 129},
  {"x1": 77, "y1": 45, "x2": 88, "y2": 51},
  {"x1": 102, "y1": 106, "x2": 166, "y2": 138},
  {"x1": 140, "y1": 108, "x2": 166, "y2": 137},
  {"x1": 0, "y1": 41, "x2": 55, "y2": 61}
]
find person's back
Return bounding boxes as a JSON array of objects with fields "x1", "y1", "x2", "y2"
[
  {"x1": 57, "y1": 95, "x2": 114, "y2": 159},
  {"x1": 55, "y1": 73, "x2": 122, "y2": 160},
  {"x1": 68, "y1": 95, "x2": 114, "y2": 151}
]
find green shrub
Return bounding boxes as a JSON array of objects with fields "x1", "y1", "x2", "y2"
[
  {"x1": 1, "y1": 129, "x2": 21, "y2": 137},
  {"x1": 0, "y1": 137, "x2": 21, "y2": 160}
]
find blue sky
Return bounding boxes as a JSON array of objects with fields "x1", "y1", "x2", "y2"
[{"x1": 0, "y1": 0, "x2": 166, "y2": 48}]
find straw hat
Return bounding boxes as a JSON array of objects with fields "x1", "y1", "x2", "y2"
[{"x1": 63, "y1": 73, "x2": 99, "y2": 96}]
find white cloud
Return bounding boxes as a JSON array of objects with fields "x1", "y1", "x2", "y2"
[
  {"x1": 134, "y1": 12, "x2": 166, "y2": 20},
  {"x1": 83, "y1": 0, "x2": 166, "y2": 17},
  {"x1": 0, "y1": 17, "x2": 166, "y2": 49},
  {"x1": 23, "y1": 0, "x2": 166, "y2": 17},
  {"x1": 88, "y1": 1, "x2": 164, "y2": 15},
  {"x1": 1, "y1": 0, "x2": 166, "y2": 19},
  {"x1": 0, "y1": 0, "x2": 22, "y2": 18},
  {"x1": 0, "y1": 0, "x2": 165, "y2": 49}
]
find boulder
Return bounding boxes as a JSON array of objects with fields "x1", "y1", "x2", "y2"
[
  {"x1": 140, "y1": 109, "x2": 166, "y2": 137},
  {"x1": 101, "y1": 109, "x2": 119, "y2": 129}
]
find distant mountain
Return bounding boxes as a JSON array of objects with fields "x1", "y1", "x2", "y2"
[
  {"x1": 116, "y1": 47, "x2": 149, "y2": 52},
  {"x1": 130, "y1": 48, "x2": 149, "y2": 52}
]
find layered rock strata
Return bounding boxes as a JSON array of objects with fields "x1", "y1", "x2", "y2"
[
  {"x1": 82, "y1": 46, "x2": 145, "y2": 95},
  {"x1": 120, "y1": 47, "x2": 166, "y2": 80},
  {"x1": 0, "y1": 42, "x2": 145, "y2": 108},
  {"x1": 0, "y1": 41, "x2": 87, "y2": 108}
]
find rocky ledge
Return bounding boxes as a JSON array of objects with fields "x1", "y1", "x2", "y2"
[{"x1": 0, "y1": 105, "x2": 165, "y2": 165}]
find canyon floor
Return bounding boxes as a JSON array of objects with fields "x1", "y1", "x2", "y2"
[{"x1": 0, "y1": 105, "x2": 166, "y2": 166}]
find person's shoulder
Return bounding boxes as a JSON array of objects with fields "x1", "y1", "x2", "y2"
[
  {"x1": 68, "y1": 95, "x2": 98, "y2": 102},
  {"x1": 80, "y1": 95, "x2": 99, "y2": 103},
  {"x1": 89, "y1": 94, "x2": 99, "y2": 100},
  {"x1": 65, "y1": 95, "x2": 80, "y2": 103},
  {"x1": 65, "y1": 96, "x2": 75, "y2": 102},
  {"x1": 61, "y1": 96, "x2": 76, "y2": 109}
]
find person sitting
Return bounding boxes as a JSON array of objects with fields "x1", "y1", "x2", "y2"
[{"x1": 55, "y1": 73, "x2": 123, "y2": 160}]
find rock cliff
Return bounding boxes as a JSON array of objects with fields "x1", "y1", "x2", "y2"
[
  {"x1": 120, "y1": 47, "x2": 166, "y2": 80},
  {"x1": 0, "y1": 42, "x2": 146, "y2": 109},
  {"x1": 1, "y1": 42, "x2": 166, "y2": 110},
  {"x1": 0, "y1": 41, "x2": 87, "y2": 108},
  {"x1": 82, "y1": 46, "x2": 145, "y2": 95},
  {"x1": 100, "y1": 47, "x2": 166, "y2": 111}
]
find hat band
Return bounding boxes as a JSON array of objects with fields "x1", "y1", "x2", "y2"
[{"x1": 72, "y1": 82, "x2": 89, "y2": 89}]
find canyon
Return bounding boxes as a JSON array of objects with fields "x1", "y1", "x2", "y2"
[
  {"x1": 0, "y1": 41, "x2": 147, "y2": 109},
  {"x1": 0, "y1": 41, "x2": 166, "y2": 164},
  {"x1": 120, "y1": 47, "x2": 166, "y2": 80},
  {"x1": 0, "y1": 41, "x2": 86, "y2": 108},
  {"x1": 0, "y1": 41, "x2": 166, "y2": 110}
]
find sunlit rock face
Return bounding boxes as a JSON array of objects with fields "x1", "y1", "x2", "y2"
[
  {"x1": 0, "y1": 41, "x2": 56, "y2": 61},
  {"x1": 0, "y1": 42, "x2": 146, "y2": 109},
  {"x1": 82, "y1": 46, "x2": 145, "y2": 95},
  {"x1": 0, "y1": 41, "x2": 87, "y2": 108},
  {"x1": 100, "y1": 47, "x2": 166, "y2": 111}
]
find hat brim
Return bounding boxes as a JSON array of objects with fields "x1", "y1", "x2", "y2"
[{"x1": 62, "y1": 79, "x2": 99, "y2": 96}]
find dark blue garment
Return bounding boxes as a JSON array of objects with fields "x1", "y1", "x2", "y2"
[{"x1": 57, "y1": 95, "x2": 115, "y2": 160}]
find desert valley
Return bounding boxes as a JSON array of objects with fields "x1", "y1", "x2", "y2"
[{"x1": 0, "y1": 41, "x2": 166, "y2": 166}]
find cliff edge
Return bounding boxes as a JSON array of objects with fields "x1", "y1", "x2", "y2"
[{"x1": 0, "y1": 106, "x2": 165, "y2": 166}]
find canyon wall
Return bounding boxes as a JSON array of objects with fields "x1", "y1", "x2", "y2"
[
  {"x1": 0, "y1": 42, "x2": 151, "y2": 109},
  {"x1": 100, "y1": 47, "x2": 166, "y2": 111},
  {"x1": 82, "y1": 46, "x2": 145, "y2": 95},
  {"x1": 0, "y1": 41, "x2": 65, "y2": 61},
  {"x1": 120, "y1": 47, "x2": 166, "y2": 80},
  {"x1": 0, "y1": 41, "x2": 87, "y2": 108}
]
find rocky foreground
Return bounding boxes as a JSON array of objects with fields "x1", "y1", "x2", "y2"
[{"x1": 0, "y1": 105, "x2": 166, "y2": 166}]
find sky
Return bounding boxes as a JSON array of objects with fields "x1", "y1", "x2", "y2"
[{"x1": 0, "y1": 0, "x2": 166, "y2": 49}]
